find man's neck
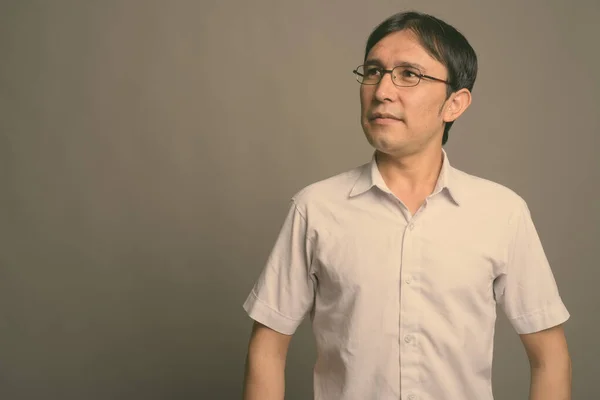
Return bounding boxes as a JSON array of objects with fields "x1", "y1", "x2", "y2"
[{"x1": 375, "y1": 146, "x2": 444, "y2": 197}]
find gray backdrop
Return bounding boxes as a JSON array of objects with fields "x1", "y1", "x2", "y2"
[{"x1": 1, "y1": 1, "x2": 598, "y2": 399}]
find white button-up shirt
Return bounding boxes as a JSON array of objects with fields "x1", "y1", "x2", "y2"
[{"x1": 243, "y1": 150, "x2": 570, "y2": 400}]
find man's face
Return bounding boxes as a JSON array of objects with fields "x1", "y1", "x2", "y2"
[{"x1": 360, "y1": 29, "x2": 451, "y2": 156}]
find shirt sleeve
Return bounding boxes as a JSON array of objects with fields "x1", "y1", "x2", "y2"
[
  {"x1": 242, "y1": 199, "x2": 316, "y2": 335},
  {"x1": 494, "y1": 199, "x2": 570, "y2": 334}
]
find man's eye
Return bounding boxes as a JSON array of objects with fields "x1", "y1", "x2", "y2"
[
  {"x1": 401, "y1": 69, "x2": 418, "y2": 77},
  {"x1": 365, "y1": 67, "x2": 381, "y2": 77}
]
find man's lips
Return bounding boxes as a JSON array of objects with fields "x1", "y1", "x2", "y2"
[
  {"x1": 368, "y1": 112, "x2": 402, "y2": 122},
  {"x1": 369, "y1": 113, "x2": 402, "y2": 124}
]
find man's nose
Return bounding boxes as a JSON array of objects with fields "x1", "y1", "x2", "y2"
[{"x1": 374, "y1": 71, "x2": 396, "y2": 102}]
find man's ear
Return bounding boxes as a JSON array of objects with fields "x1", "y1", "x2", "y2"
[{"x1": 442, "y1": 88, "x2": 472, "y2": 123}]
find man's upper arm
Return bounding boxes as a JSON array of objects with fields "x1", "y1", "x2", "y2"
[
  {"x1": 247, "y1": 321, "x2": 293, "y2": 361},
  {"x1": 519, "y1": 324, "x2": 570, "y2": 368},
  {"x1": 243, "y1": 199, "x2": 316, "y2": 335},
  {"x1": 494, "y1": 199, "x2": 570, "y2": 334}
]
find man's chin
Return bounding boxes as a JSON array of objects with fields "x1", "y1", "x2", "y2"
[
  {"x1": 364, "y1": 134, "x2": 398, "y2": 153},
  {"x1": 364, "y1": 126, "x2": 405, "y2": 143}
]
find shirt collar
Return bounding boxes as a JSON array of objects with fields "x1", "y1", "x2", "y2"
[{"x1": 348, "y1": 148, "x2": 462, "y2": 205}]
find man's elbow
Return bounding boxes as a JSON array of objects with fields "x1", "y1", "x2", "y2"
[{"x1": 530, "y1": 352, "x2": 571, "y2": 372}]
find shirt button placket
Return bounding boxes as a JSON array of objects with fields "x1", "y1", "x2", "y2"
[{"x1": 400, "y1": 219, "x2": 420, "y2": 396}]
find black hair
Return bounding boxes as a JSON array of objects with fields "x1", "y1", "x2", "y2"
[{"x1": 364, "y1": 11, "x2": 478, "y2": 145}]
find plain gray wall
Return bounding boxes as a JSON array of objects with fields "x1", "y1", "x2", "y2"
[{"x1": 1, "y1": 1, "x2": 598, "y2": 399}]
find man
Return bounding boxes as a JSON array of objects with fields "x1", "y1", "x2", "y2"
[{"x1": 242, "y1": 11, "x2": 571, "y2": 400}]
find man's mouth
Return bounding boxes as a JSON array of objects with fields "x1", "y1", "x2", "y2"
[{"x1": 369, "y1": 112, "x2": 402, "y2": 122}]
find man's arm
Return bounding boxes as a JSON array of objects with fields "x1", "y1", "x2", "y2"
[
  {"x1": 243, "y1": 321, "x2": 293, "y2": 400},
  {"x1": 520, "y1": 324, "x2": 572, "y2": 400}
]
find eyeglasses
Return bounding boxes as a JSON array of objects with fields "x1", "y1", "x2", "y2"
[{"x1": 353, "y1": 64, "x2": 451, "y2": 87}]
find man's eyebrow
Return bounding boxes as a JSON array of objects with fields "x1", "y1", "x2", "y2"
[{"x1": 364, "y1": 59, "x2": 426, "y2": 71}]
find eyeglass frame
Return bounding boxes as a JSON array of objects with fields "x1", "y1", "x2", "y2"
[{"x1": 352, "y1": 64, "x2": 451, "y2": 87}]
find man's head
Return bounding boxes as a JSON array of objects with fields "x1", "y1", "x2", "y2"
[{"x1": 358, "y1": 11, "x2": 477, "y2": 156}]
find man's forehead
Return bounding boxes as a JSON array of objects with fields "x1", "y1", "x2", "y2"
[{"x1": 366, "y1": 30, "x2": 438, "y2": 70}]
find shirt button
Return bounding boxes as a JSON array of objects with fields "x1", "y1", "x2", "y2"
[
  {"x1": 405, "y1": 277, "x2": 412, "y2": 284},
  {"x1": 404, "y1": 335, "x2": 413, "y2": 343},
  {"x1": 408, "y1": 223, "x2": 415, "y2": 230},
  {"x1": 407, "y1": 395, "x2": 417, "y2": 400}
]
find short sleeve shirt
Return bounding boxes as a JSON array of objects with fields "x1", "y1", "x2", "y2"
[{"x1": 243, "y1": 149, "x2": 569, "y2": 400}]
